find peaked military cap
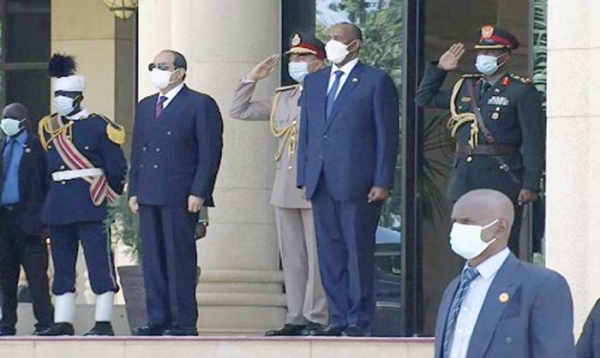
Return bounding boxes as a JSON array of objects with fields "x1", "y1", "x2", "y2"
[
  {"x1": 474, "y1": 25, "x2": 520, "y2": 51},
  {"x1": 286, "y1": 32, "x2": 326, "y2": 60}
]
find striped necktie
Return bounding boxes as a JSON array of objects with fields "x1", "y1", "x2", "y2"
[
  {"x1": 155, "y1": 95, "x2": 168, "y2": 119},
  {"x1": 442, "y1": 266, "x2": 480, "y2": 358}
]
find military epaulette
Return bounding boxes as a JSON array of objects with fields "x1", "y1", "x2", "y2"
[
  {"x1": 461, "y1": 73, "x2": 484, "y2": 79},
  {"x1": 509, "y1": 73, "x2": 533, "y2": 85},
  {"x1": 275, "y1": 84, "x2": 300, "y2": 92},
  {"x1": 93, "y1": 113, "x2": 126, "y2": 145}
]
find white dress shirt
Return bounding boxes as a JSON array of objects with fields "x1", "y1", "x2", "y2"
[
  {"x1": 159, "y1": 82, "x2": 184, "y2": 109},
  {"x1": 449, "y1": 248, "x2": 511, "y2": 358},
  {"x1": 67, "y1": 108, "x2": 89, "y2": 120},
  {"x1": 327, "y1": 58, "x2": 359, "y2": 99}
]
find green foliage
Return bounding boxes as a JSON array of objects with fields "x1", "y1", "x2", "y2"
[{"x1": 104, "y1": 193, "x2": 142, "y2": 263}]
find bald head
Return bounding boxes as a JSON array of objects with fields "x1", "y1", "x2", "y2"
[
  {"x1": 3, "y1": 103, "x2": 28, "y2": 121},
  {"x1": 452, "y1": 189, "x2": 514, "y2": 244}
]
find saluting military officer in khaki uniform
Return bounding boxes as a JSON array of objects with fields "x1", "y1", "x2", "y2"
[{"x1": 229, "y1": 33, "x2": 328, "y2": 336}]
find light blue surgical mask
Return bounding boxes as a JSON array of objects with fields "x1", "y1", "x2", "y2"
[
  {"x1": 475, "y1": 54, "x2": 499, "y2": 76},
  {"x1": 288, "y1": 62, "x2": 310, "y2": 83},
  {"x1": 0, "y1": 118, "x2": 24, "y2": 137},
  {"x1": 54, "y1": 95, "x2": 78, "y2": 116}
]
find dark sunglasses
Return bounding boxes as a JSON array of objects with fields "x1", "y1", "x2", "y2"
[{"x1": 148, "y1": 62, "x2": 175, "y2": 71}]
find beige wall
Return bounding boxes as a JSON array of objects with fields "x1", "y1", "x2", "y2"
[{"x1": 546, "y1": 0, "x2": 600, "y2": 335}]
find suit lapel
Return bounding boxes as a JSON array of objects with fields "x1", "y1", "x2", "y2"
[
  {"x1": 325, "y1": 62, "x2": 364, "y2": 132},
  {"x1": 466, "y1": 254, "x2": 522, "y2": 358},
  {"x1": 313, "y1": 68, "x2": 329, "y2": 124},
  {"x1": 160, "y1": 85, "x2": 188, "y2": 122},
  {"x1": 435, "y1": 278, "x2": 460, "y2": 358}
]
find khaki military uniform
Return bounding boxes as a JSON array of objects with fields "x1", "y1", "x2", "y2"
[{"x1": 229, "y1": 80, "x2": 328, "y2": 325}]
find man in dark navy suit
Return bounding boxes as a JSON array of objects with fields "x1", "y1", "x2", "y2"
[
  {"x1": 297, "y1": 23, "x2": 399, "y2": 336},
  {"x1": 129, "y1": 50, "x2": 223, "y2": 336},
  {"x1": 37, "y1": 54, "x2": 128, "y2": 336},
  {"x1": 0, "y1": 103, "x2": 53, "y2": 336}
]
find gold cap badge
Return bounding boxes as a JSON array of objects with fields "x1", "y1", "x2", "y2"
[
  {"x1": 481, "y1": 25, "x2": 494, "y2": 39},
  {"x1": 499, "y1": 292, "x2": 510, "y2": 303},
  {"x1": 291, "y1": 33, "x2": 301, "y2": 46}
]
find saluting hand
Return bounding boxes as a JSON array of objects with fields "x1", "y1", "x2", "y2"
[
  {"x1": 188, "y1": 195, "x2": 204, "y2": 214},
  {"x1": 437, "y1": 43, "x2": 466, "y2": 71},
  {"x1": 247, "y1": 54, "x2": 280, "y2": 81}
]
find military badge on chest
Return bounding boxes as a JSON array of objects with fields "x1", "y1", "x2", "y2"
[{"x1": 488, "y1": 96, "x2": 509, "y2": 121}]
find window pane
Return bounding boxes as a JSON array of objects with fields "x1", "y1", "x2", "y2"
[
  {"x1": 6, "y1": 69, "x2": 50, "y2": 131},
  {"x1": 5, "y1": 0, "x2": 51, "y2": 63}
]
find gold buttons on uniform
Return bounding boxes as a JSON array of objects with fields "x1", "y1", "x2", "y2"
[
  {"x1": 61, "y1": 181, "x2": 66, "y2": 185},
  {"x1": 84, "y1": 146, "x2": 90, "y2": 150},
  {"x1": 153, "y1": 164, "x2": 159, "y2": 169},
  {"x1": 156, "y1": 148, "x2": 161, "y2": 152},
  {"x1": 60, "y1": 165, "x2": 66, "y2": 170},
  {"x1": 466, "y1": 156, "x2": 473, "y2": 163},
  {"x1": 143, "y1": 147, "x2": 147, "y2": 151},
  {"x1": 167, "y1": 131, "x2": 172, "y2": 135}
]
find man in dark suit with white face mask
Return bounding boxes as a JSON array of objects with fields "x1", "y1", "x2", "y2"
[{"x1": 129, "y1": 50, "x2": 223, "y2": 336}]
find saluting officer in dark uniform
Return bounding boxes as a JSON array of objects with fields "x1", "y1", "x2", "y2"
[
  {"x1": 37, "y1": 54, "x2": 127, "y2": 336},
  {"x1": 416, "y1": 26, "x2": 543, "y2": 257}
]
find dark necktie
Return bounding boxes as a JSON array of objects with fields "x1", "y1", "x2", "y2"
[
  {"x1": 442, "y1": 266, "x2": 480, "y2": 358},
  {"x1": 155, "y1": 95, "x2": 168, "y2": 119},
  {"x1": 326, "y1": 70, "x2": 344, "y2": 120},
  {"x1": 481, "y1": 81, "x2": 492, "y2": 96},
  {"x1": 2, "y1": 138, "x2": 15, "y2": 181}
]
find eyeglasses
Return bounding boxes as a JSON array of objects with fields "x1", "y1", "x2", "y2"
[{"x1": 148, "y1": 62, "x2": 174, "y2": 71}]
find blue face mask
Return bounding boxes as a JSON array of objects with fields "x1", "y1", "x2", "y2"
[{"x1": 288, "y1": 62, "x2": 310, "y2": 83}]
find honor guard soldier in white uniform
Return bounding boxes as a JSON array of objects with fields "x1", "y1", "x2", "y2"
[
  {"x1": 37, "y1": 54, "x2": 127, "y2": 336},
  {"x1": 229, "y1": 33, "x2": 329, "y2": 336}
]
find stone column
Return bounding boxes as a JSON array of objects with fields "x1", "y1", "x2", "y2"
[
  {"x1": 546, "y1": 0, "x2": 600, "y2": 334},
  {"x1": 138, "y1": 0, "x2": 285, "y2": 334}
]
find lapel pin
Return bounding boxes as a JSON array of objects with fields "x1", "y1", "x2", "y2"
[
  {"x1": 499, "y1": 292, "x2": 510, "y2": 303},
  {"x1": 352, "y1": 78, "x2": 358, "y2": 83}
]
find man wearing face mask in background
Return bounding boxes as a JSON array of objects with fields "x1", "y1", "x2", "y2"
[
  {"x1": 297, "y1": 23, "x2": 399, "y2": 336},
  {"x1": 435, "y1": 189, "x2": 574, "y2": 358},
  {"x1": 0, "y1": 103, "x2": 53, "y2": 336},
  {"x1": 229, "y1": 33, "x2": 328, "y2": 336},
  {"x1": 416, "y1": 26, "x2": 544, "y2": 260},
  {"x1": 129, "y1": 50, "x2": 223, "y2": 336},
  {"x1": 37, "y1": 54, "x2": 128, "y2": 336}
]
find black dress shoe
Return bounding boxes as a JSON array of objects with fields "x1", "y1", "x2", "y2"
[
  {"x1": 84, "y1": 322, "x2": 114, "y2": 336},
  {"x1": 33, "y1": 325, "x2": 51, "y2": 335},
  {"x1": 306, "y1": 324, "x2": 345, "y2": 336},
  {"x1": 37, "y1": 322, "x2": 75, "y2": 336},
  {"x1": 300, "y1": 322, "x2": 324, "y2": 336},
  {"x1": 342, "y1": 325, "x2": 370, "y2": 337},
  {"x1": 132, "y1": 324, "x2": 168, "y2": 336},
  {"x1": 0, "y1": 327, "x2": 16, "y2": 336},
  {"x1": 162, "y1": 326, "x2": 198, "y2": 336},
  {"x1": 265, "y1": 324, "x2": 306, "y2": 336}
]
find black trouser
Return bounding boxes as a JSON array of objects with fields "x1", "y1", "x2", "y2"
[{"x1": 0, "y1": 207, "x2": 53, "y2": 331}]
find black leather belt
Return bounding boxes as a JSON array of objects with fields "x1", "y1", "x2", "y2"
[{"x1": 456, "y1": 143, "x2": 519, "y2": 156}]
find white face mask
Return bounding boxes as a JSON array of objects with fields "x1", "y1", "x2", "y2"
[
  {"x1": 475, "y1": 54, "x2": 500, "y2": 76},
  {"x1": 449, "y1": 219, "x2": 499, "y2": 260},
  {"x1": 150, "y1": 68, "x2": 176, "y2": 90},
  {"x1": 288, "y1": 62, "x2": 310, "y2": 83},
  {"x1": 325, "y1": 40, "x2": 350, "y2": 65},
  {"x1": 54, "y1": 96, "x2": 77, "y2": 117},
  {"x1": 0, "y1": 118, "x2": 24, "y2": 137}
]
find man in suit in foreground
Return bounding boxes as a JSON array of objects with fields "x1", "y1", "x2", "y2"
[
  {"x1": 129, "y1": 50, "x2": 223, "y2": 336},
  {"x1": 435, "y1": 189, "x2": 574, "y2": 358},
  {"x1": 0, "y1": 103, "x2": 53, "y2": 335},
  {"x1": 297, "y1": 22, "x2": 399, "y2": 336}
]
